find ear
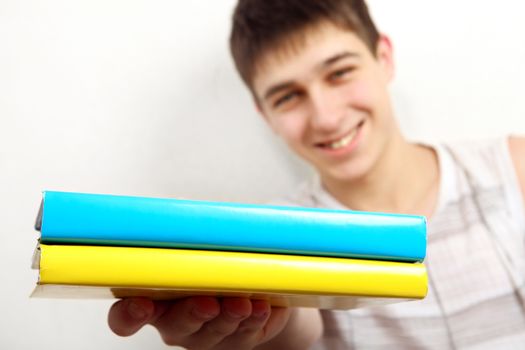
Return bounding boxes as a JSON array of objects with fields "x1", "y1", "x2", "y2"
[
  {"x1": 375, "y1": 34, "x2": 395, "y2": 82},
  {"x1": 253, "y1": 97, "x2": 280, "y2": 135},
  {"x1": 254, "y1": 97, "x2": 264, "y2": 115}
]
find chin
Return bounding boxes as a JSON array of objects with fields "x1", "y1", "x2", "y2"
[
  {"x1": 331, "y1": 170, "x2": 367, "y2": 184},
  {"x1": 319, "y1": 158, "x2": 373, "y2": 185}
]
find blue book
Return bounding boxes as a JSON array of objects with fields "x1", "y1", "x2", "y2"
[{"x1": 36, "y1": 190, "x2": 426, "y2": 262}]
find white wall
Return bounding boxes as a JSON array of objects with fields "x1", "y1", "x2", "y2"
[
  {"x1": 371, "y1": 0, "x2": 525, "y2": 141},
  {"x1": 1, "y1": 1, "x2": 524, "y2": 349}
]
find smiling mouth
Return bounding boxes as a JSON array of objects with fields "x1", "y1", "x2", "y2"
[{"x1": 317, "y1": 121, "x2": 364, "y2": 150}]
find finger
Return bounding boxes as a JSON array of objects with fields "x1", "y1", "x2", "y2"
[
  {"x1": 214, "y1": 299, "x2": 271, "y2": 350},
  {"x1": 237, "y1": 299, "x2": 271, "y2": 336},
  {"x1": 108, "y1": 298, "x2": 155, "y2": 337},
  {"x1": 151, "y1": 296, "x2": 220, "y2": 346},
  {"x1": 216, "y1": 302, "x2": 292, "y2": 350},
  {"x1": 260, "y1": 306, "x2": 291, "y2": 342},
  {"x1": 184, "y1": 297, "x2": 252, "y2": 350}
]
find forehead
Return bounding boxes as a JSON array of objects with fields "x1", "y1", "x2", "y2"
[{"x1": 252, "y1": 22, "x2": 371, "y2": 96}]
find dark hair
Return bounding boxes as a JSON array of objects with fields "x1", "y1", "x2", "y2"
[{"x1": 230, "y1": 0, "x2": 380, "y2": 91}]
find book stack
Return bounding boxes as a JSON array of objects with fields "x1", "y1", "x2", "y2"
[{"x1": 31, "y1": 191, "x2": 428, "y2": 310}]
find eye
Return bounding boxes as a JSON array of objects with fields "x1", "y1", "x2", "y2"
[
  {"x1": 328, "y1": 67, "x2": 355, "y2": 82},
  {"x1": 273, "y1": 91, "x2": 302, "y2": 109}
]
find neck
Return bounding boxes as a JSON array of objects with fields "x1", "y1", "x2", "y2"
[{"x1": 321, "y1": 134, "x2": 439, "y2": 218}]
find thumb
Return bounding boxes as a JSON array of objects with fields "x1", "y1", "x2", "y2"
[{"x1": 108, "y1": 298, "x2": 155, "y2": 336}]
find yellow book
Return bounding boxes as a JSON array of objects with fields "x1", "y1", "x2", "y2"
[{"x1": 32, "y1": 244, "x2": 428, "y2": 309}]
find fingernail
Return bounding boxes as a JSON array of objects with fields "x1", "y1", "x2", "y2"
[
  {"x1": 127, "y1": 300, "x2": 147, "y2": 320},
  {"x1": 252, "y1": 310, "x2": 270, "y2": 320},
  {"x1": 191, "y1": 307, "x2": 216, "y2": 321},
  {"x1": 225, "y1": 309, "x2": 245, "y2": 319}
]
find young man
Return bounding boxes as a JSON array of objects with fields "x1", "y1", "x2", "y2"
[{"x1": 108, "y1": 0, "x2": 525, "y2": 348}]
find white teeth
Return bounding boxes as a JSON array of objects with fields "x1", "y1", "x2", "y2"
[{"x1": 327, "y1": 128, "x2": 358, "y2": 149}]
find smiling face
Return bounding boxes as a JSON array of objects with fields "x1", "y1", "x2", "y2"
[{"x1": 252, "y1": 21, "x2": 401, "y2": 186}]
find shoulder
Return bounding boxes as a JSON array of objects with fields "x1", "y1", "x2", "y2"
[
  {"x1": 438, "y1": 137, "x2": 514, "y2": 188},
  {"x1": 436, "y1": 136, "x2": 525, "y2": 225},
  {"x1": 508, "y1": 136, "x2": 525, "y2": 199},
  {"x1": 441, "y1": 135, "x2": 525, "y2": 203}
]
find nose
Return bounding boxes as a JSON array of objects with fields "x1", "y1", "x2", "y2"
[{"x1": 308, "y1": 86, "x2": 344, "y2": 133}]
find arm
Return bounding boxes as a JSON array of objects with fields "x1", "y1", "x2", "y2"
[
  {"x1": 108, "y1": 296, "x2": 323, "y2": 350},
  {"x1": 508, "y1": 136, "x2": 525, "y2": 202}
]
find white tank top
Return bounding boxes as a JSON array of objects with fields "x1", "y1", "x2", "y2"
[{"x1": 279, "y1": 137, "x2": 525, "y2": 349}]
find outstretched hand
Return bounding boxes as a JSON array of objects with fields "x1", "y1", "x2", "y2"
[{"x1": 108, "y1": 296, "x2": 292, "y2": 350}]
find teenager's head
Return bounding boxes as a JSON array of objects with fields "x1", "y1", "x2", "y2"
[
  {"x1": 230, "y1": 0, "x2": 403, "y2": 187},
  {"x1": 230, "y1": 0, "x2": 380, "y2": 92}
]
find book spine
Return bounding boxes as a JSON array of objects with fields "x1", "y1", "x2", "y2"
[
  {"x1": 40, "y1": 191, "x2": 426, "y2": 261},
  {"x1": 38, "y1": 245, "x2": 428, "y2": 298}
]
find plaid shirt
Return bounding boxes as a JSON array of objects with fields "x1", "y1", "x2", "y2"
[{"x1": 280, "y1": 137, "x2": 525, "y2": 349}]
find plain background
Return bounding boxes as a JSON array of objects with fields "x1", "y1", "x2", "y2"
[{"x1": 1, "y1": 1, "x2": 524, "y2": 349}]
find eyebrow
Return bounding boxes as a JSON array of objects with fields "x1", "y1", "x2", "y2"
[
  {"x1": 262, "y1": 51, "x2": 360, "y2": 101},
  {"x1": 323, "y1": 51, "x2": 359, "y2": 67}
]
